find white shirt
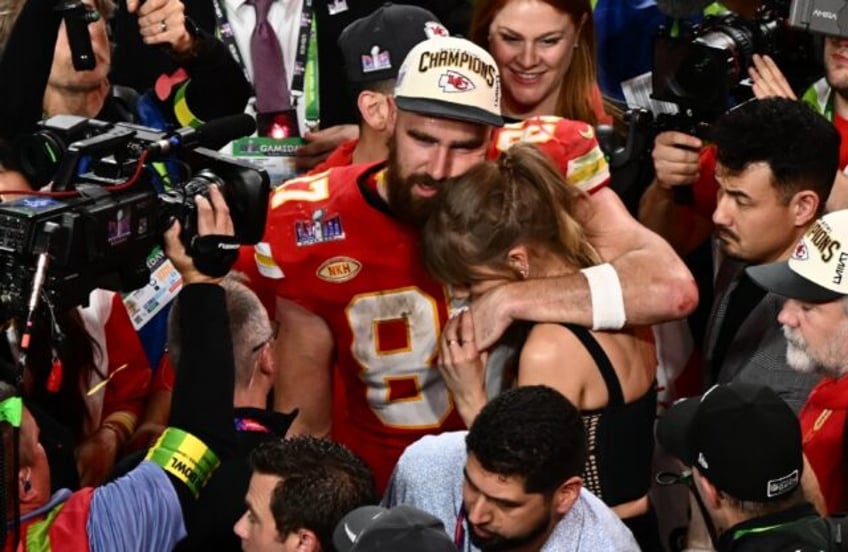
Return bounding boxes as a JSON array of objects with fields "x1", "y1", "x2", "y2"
[{"x1": 223, "y1": 0, "x2": 309, "y2": 135}]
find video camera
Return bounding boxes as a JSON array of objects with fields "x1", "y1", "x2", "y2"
[
  {"x1": 0, "y1": 114, "x2": 269, "y2": 318},
  {"x1": 651, "y1": 0, "x2": 828, "y2": 133}
]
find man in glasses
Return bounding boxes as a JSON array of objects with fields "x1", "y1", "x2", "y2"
[
  {"x1": 657, "y1": 382, "x2": 841, "y2": 551},
  {"x1": 116, "y1": 274, "x2": 297, "y2": 551}
]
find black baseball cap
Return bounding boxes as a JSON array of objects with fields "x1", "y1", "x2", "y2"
[
  {"x1": 657, "y1": 383, "x2": 803, "y2": 502},
  {"x1": 338, "y1": 3, "x2": 449, "y2": 84},
  {"x1": 333, "y1": 505, "x2": 457, "y2": 552}
]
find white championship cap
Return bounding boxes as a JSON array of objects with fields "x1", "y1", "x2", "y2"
[
  {"x1": 393, "y1": 36, "x2": 504, "y2": 127},
  {"x1": 747, "y1": 209, "x2": 848, "y2": 302}
]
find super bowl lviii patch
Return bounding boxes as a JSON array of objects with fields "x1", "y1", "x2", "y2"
[
  {"x1": 295, "y1": 208, "x2": 345, "y2": 247},
  {"x1": 362, "y1": 46, "x2": 391, "y2": 73}
]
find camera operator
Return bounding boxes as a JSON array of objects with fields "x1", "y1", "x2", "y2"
[
  {"x1": 0, "y1": 0, "x2": 254, "y2": 485},
  {"x1": 0, "y1": 0, "x2": 251, "y2": 149},
  {"x1": 0, "y1": 185, "x2": 240, "y2": 550},
  {"x1": 641, "y1": 43, "x2": 848, "y2": 257},
  {"x1": 641, "y1": 97, "x2": 837, "y2": 414},
  {"x1": 0, "y1": 141, "x2": 156, "y2": 491}
]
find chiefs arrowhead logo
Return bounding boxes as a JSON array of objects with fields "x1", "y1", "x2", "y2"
[
  {"x1": 792, "y1": 241, "x2": 809, "y2": 261},
  {"x1": 424, "y1": 21, "x2": 449, "y2": 38},
  {"x1": 316, "y1": 256, "x2": 362, "y2": 283},
  {"x1": 578, "y1": 125, "x2": 594, "y2": 140},
  {"x1": 438, "y1": 70, "x2": 475, "y2": 93}
]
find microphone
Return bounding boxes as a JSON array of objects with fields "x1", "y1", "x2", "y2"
[
  {"x1": 149, "y1": 114, "x2": 257, "y2": 154},
  {"x1": 654, "y1": 0, "x2": 711, "y2": 18},
  {"x1": 58, "y1": 0, "x2": 102, "y2": 71}
]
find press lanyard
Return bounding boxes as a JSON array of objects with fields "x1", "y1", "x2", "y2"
[{"x1": 211, "y1": 0, "x2": 319, "y2": 125}]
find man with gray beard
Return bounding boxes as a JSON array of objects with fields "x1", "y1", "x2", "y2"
[{"x1": 748, "y1": 208, "x2": 848, "y2": 515}]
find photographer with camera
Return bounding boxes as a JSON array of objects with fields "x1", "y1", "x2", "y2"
[
  {"x1": 0, "y1": 0, "x2": 255, "y2": 489},
  {"x1": 641, "y1": 35, "x2": 848, "y2": 256},
  {"x1": 0, "y1": 185, "x2": 240, "y2": 550},
  {"x1": 0, "y1": 0, "x2": 251, "y2": 164},
  {"x1": 641, "y1": 98, "x2": 835, "y2": 417}
]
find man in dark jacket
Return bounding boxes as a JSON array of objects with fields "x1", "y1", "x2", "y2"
[
  {"x1": 658, "y1": 382, "x2": 845, "y2": 551},
  {"x1": 109, "y1": 0, "x2": 472, "y2": 171}
]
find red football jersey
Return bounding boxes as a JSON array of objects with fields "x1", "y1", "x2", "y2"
[
  {"x1": 251, "y1": 116, "x2": 610, "y2": 488},
  {"x1": 490, "y1": 116, "x2": 610, "y2": 193},
  {"x1": 254, "y1": 163, "x2": 464, "y2": 488}
]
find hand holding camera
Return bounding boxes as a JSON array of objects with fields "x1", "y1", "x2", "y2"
[{"x1": 164, "y1": 184, "x2": 237, "y2": 285}]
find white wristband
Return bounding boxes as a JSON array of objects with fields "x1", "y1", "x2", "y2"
[{"x1": 580, "y1": 263, "x2": 626, "y2": 330}]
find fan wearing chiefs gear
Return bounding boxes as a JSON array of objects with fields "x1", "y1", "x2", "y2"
[{"x1": 244, "y1": 37, "x2": 696, "y2": 490}]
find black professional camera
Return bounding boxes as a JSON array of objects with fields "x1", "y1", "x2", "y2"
[
  {"x1": 0, "y1": 114, "x2": 268, "y2": 317},
  {"x1": 652, "y1": 0, "x2": 823, "y2": 118},
  {"x1": 790, "y1": 0, "x2": 848, "y2": 38}
]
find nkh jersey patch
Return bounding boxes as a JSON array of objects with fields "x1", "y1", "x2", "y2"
[{"x1": 316, "y1": 256, "x2": 362, "y2": 283}]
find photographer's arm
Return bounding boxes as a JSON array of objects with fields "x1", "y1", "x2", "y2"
[
  {"x1": 0, "y1": 0, "x2": 62, "y2": 140},
  {"x1": 160, "y1": 187, "x2": 238, "y2": 506},
  {"x1": 638, "y1": 130, "x2": 713, "y2": 256},
  {"x1": 746, "y1": 54, "x2": 848, "y2": 212},
  {"x1": 129, "y1": 0, "x2": 251, "y2": 123},
  {"x1": 86, "y1": 187, "x2": 239, "y2": 550},
  {"x1": 472, "y1": 187, "x2": 698, "y2": 349},
  {"x1": 271, "y1": 297, "x2": 333, "y2": 438}
]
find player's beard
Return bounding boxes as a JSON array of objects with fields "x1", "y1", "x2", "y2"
[
  {"x1": 782, "y1": 324, "x2": 848, "y2": 379},
  {"x1": 467, "y1": 511, "x2": 551, "y2": 552},
  {"x1": 384, "y1": 140, "x2": 442, "y2": 228}
]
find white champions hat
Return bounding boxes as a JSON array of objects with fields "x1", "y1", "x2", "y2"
[
  {"x1": 393, "y1": 36, "x2": 504, "y2": 127},
  {"x1": 747, "y1": 209, "x2": 848, "y2": 302}
]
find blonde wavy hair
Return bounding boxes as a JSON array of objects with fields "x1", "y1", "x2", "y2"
[{"x1": 422, "y1": 142, "x2": 599, "y2": 286}]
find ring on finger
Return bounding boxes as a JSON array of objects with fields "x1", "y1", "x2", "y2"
[
  {"x1": 160, "y1": 19, "x2": 168, "y2": 32},
  {"x1": 447, "y1": 339, "x2": 460, "y2": 346}
]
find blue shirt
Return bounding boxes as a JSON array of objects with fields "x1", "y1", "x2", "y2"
[{"x1": 383, "y1": 431, "x2": 640, "y2": 552}]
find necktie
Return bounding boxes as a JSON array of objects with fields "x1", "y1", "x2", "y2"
[{"x1": 248, "y1": 0, "x2": 290, "y2": 113}]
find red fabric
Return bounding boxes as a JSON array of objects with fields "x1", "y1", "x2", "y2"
[
  {"x1": 307, "y1": 138, "x2": 358, "y2": 175},
  {"x1": 7, "y1": 488, "x2": 95, "y2": 551},
  {"x1": 589, "y1": 84, "x2": 613, "y2": 126},
  {"x1": 153, "y1": 353, "x2": 175, "y2": 393},
  {"x1": 833, "y1": 113, "x2": 848, "y2": 170},
  {"x1": 233, "y1": 247, "x2": 278, "y2": 317},
  {"x1": 489, "y1": 116, "x2": 611, "y2": 194},
  {"x1": 250, "y1": 116, "x2": 611, "y2": 489},
  {"x1": 801, "y1": 376, "x2": 848, "y2": 515},
  {"x1": 693, "y1": 145, "x2": 719, "y2": 219},
  {"x1": 100, "y1": 293, "x2": 152, "y2": 422},
  {"x1": 258, "y1": 163, "x2": 465, "y2": 490}
]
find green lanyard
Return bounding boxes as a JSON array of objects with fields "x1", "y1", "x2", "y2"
[
  {"x1": 212, "y1": 0, "x2": 320, "y2": 128},
  {"x1": 304, "y1": 15, "x2": 319, "y2": 129}
]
